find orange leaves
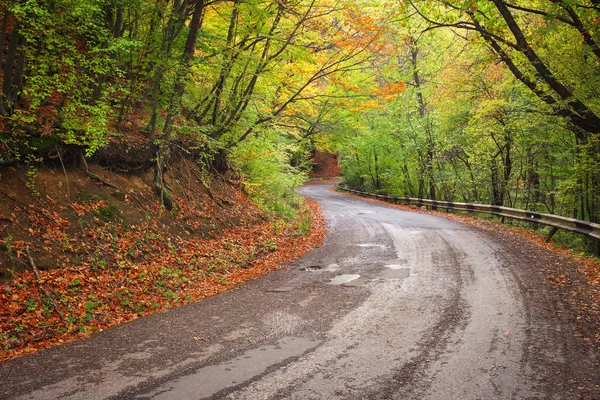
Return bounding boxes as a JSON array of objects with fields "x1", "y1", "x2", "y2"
[
  {"x1": 70, "y1": 202, "x2": 91, "y2": 217},
  {"x1": 373, "y1": 81, "x2": 407, "y2": 98},
  {"x1": 0, "y1": 164, "x2": 322, "y2": 363},
  {"x1": 329, "y1": 76, "x2": 362, "y2": 92},
  {"x1": 0, "y1": 196, "x2": 326, "y2": 363},
  {"x1": 349, "y1": 82, "x2": 407, "y2": 111},
  {"x1": 340, "y1": 5, "x2": 386, "y2": 38},
  {"x1": 329, "y1": 73, "x2": 405, "y2": 111}
]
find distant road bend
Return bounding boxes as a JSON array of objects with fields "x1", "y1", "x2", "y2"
[{"x1": 1, "y1": 182, "x2": 598, "y2": 399}]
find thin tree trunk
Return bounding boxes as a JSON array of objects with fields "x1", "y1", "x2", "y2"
[
  {"x1": 12, "y1": 36, "x2": 25, "y2": 102},
  {"x1": 2, "y1": 20, "x2": 20, "y2": 114},
  {"x1": 211, "y1": 1, "x2": 239, "y2": 126},
  {"x1": 154, "y1": 0, "x2": 206, "y2": 208}
]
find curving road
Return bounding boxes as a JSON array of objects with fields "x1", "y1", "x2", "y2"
[{"x1": 1, "y1": 182, "x2": 598, "y2": 399}]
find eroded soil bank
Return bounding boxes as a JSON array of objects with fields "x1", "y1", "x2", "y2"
[{"x1": 0, "y1": 163, "x2": 326, "y2": 361}]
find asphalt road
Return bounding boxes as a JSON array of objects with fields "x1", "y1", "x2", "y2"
[{"x1": 1, "y1": 182, "x2": 598, "y2": 399}]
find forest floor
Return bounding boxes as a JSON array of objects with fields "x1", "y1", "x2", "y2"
[
  {"x1": 337, "y1": 188, "x2": 600, "y2": 350},
  {"x1": 0, "y1": 162, "x2": 327, "y2": 362}
]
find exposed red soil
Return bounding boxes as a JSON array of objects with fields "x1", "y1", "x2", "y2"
[{"x1": 309, "y1": 150, "x2": 341, "y2": 179}]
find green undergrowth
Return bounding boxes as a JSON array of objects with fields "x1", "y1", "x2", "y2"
[{"x1": 232, "y1": 130, "x2": 308, "y2": 222}]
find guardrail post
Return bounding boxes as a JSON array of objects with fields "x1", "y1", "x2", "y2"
[
  {"x1": 335, "y1": 184, "x2": 600, "y2": 242},
  {"x1": 544, "y1": 227, "x2": 559, "y2": 243}
]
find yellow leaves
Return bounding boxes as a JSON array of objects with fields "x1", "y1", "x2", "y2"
[
  {"x1": 351, "y1": 99, "x2": 387, "y2": 111},
  {"x1": 282, "y1": 60, "x2": 315, "y2": 77}
]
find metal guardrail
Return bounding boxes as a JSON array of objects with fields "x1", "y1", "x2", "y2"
[{"x1": 338, "y1": 186, "x2": 600, "y2": 240}]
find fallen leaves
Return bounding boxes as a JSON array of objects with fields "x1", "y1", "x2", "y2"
[{"x1": 0, "y1": 187, "x2": 326, "y2": 363}]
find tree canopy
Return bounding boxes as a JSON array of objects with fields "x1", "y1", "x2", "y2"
[{"x1": 1, "y1": 0, "x2": 599, "y2": 234}]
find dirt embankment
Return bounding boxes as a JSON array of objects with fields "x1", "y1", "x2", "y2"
[
  {"x1": 0, "y1": 162, "x2": 326, "y2": 362},
  {"x1": 309, "y1": 150, "x2": 341, "y2": 179}
]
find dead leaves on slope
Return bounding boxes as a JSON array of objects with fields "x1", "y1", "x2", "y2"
[{"x1": 0, "y1": 198, "x2": 326, "y2": 362}]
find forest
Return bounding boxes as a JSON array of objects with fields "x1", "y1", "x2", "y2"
[
  {"x1": 0, "y1": 0, "x2": 598, "y2": 238},
  {"x1": 1, "y1": 0, "x2": 600, "y2": 362}
]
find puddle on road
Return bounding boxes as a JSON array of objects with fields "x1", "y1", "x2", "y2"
[
  {"x1": 384, "y1": 260, "x2": 407, "y2": 269},
  {"x1": 356, "y1": 243, "x2": 387, "y2": 248},
  {"x1": 138, "y1": 337, "x2": 321, "y2": 399},
  {"x1": 355, "y1": 209, "x2": 376, "y2": 215},
  {"x1": 324, "y1": 263, "x2": 340, "y2": 272},
  {"x1": 341, "y1": 277, "x2": 369, "y2": 287},
  {"x1": 384, "y1": 264, "x2": 403, "y2": 270},
  {"x1": 380, "y1": 268, "x2": 410, "y2": 280},
  {"x1": 329, "y1": 274, "x2": 361, "y2": 285},
  {"x1": 299, "y1": 265, "x2": 323, "y2": 271},
  {"x1": 267, "y1": 287, "x2": 293, "y2": 293},
  {"x1": 300, "y1": 264, "x2": 343, "y2": 272}
]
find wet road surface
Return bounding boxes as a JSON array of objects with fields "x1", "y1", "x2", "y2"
[{"x1": 1, "y1": 182, "x2": 598, "y2": 399}]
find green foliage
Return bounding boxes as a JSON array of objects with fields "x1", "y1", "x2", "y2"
[
  {"x1": 95, "y1": 203, "x2": 119, "y2": 220},
  {"x1": 85, "y1": 300, "x2": 100, "y2": 313},
  {"x1": 25, "y1": 299, "x2": 37, "y2": 312},
  {"x1": 8, "y1": 0, "x2": 117, "y2": 153},
  {"x1": 231, "y1": 127, "x2": 307, "y2": 219},
  {"x1": 5, "y1": 0, "x2": 597, "y2": 250},
  {"x1": 291, "y1": 212, "x2": 312, "y2": 237},
  {"x1": 2, "y1": 0, "x2": 372, "y2": 217},
  {"x1": 330, "y1": 0, "x2": 600, "y2": 253}
]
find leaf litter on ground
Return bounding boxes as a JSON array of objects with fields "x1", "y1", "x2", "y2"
[{"x1": 0, "y1": 183, "x2": 326, "y2": 362}]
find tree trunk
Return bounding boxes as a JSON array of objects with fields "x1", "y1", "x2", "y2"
[
  {"x1": 1, "y1": 19, "x2": 21, "y2": 115},
  {"x1": 154, "y1": 0, "x2": 206, "y2": 208},
  {"x1": 211, "y1": 1, "x2": 239, "y2": 126},
  {"x1": 489, "y1": 1, "x2": 600, "y2": 136}
]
